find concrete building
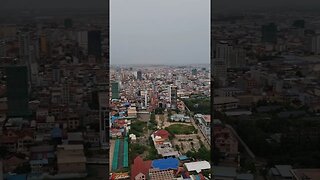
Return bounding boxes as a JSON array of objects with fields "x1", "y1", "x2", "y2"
[
  {"x1": 194, "y1": 114, "x2": 211, "y2": 142},
  {"x1": 170, "y1": 114, "x2": 190, "y2": 122},
  {"x1": 57, "y1": 144, "x2": 87, "y2": 174},
  {"x1": 213, "y1": 97, "x2": 239, "y2": 111},
  {"x1": 213, "y1": 58, "x2": 227, "y2": 86},
  {"x1": 148, "y1": 169, "x2": 175, "y2": 180},
  {"x1": 184, "y1": 161, "x2": 210, "y2": 173},
  {"x1": 268, "y1": 165, "x2": 293, "y2": 180}
]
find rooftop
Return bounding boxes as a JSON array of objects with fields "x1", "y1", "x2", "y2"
[
  {"x1": 184, "y1": 161, "x2": 210, "y2": 173},
  {"x1": 152, "y1": 158, "x2": 179, "y2": 171},
  {"x1": 214, "y1": 97, "x2": 239, "y2": 104}
]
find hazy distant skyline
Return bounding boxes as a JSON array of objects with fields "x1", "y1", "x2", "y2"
[
  {"x1": 0, "y1": 0, "x2": 108, "y2": 9},
  {"x1": 212, "y1": 0, "x2": 320, "y2": 12},
  {"x1": 110, "y1": 0, "x2": 210, "y2": 65}
]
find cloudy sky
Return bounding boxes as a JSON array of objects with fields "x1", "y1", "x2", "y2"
[{"x1": 110, "y1": 0, "x2": 210, "y2": 65}]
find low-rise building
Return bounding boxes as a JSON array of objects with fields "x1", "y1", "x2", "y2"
[
  {"x1": 57, "y1": 144, "x2": 87, "y2": 174},
  {"x1": 170, "y1": 114, "x2": 190, "y2": 122},
  {"x1": 130, "y1": 156, "x2": 152, "y2": 180},
  {"x1": 184, "y1": 161, "x2": 210, "y2": 173},
  {"x1": 268, "y1": 165, "x2": 293, "y2": 180},
  {"x1": 213, "y1": 125, "x2": 238, "y2": 156},
  {"x1": 214, "y1": 97, "x2": 239, "y2": 111},
  {"x1": 194, "y1": 114, "x2": 211, "y2": 141},
  {"x1": 148, "y1": 169, "x2": 175, "y2": 180}
]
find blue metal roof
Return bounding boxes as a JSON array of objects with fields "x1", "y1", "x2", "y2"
[
  {"x1": 152, "y1": 157, "x2": 179, "y2": 170},
  {"x1": 51, "y1": 127, "x2": 62, "y2": 138},
  {"x1": 6, "y1": 174, "x2": 27, "y2": 180}
]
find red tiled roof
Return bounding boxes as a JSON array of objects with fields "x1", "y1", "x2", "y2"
[
  {"x1": 131, "y1": 156, "x2": 152, "y2": 180},
  {"x1": 115, "y1": 120, "x2": 126, "y2": 124},
  {"x1": 199, "y1": 173, "x2": 205, "y2": 180},
  {"x1": 153, "y1": 129, "x2": 169, "y2": 139},
  {"x1": 4, "y1": 155, "x2": 26, "y2": 165}
]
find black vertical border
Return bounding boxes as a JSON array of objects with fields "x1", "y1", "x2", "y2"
[
  {"x1": 210, "y1": 0, "x2": 215, "y2": 179},
  {"x1": 106, "y1": 0, "x2": 110, "y2": 179}
]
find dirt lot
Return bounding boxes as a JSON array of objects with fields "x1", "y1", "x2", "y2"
[{"x1": 172, "y1": 134, "x2": 201, "y2": 153}]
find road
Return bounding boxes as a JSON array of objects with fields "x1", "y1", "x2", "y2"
[
  {"x1": 189, "y1": 116, "x2": 210, "y2": 150},
  {"x1": 225, "y1": 124, "x2": 255, "y2": 159},
  {"x1": 182, "y1": 102, "x2": 211, "y2": 150}
]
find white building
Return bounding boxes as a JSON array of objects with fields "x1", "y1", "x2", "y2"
[
  {"x1": 184, "y1": 161, "x2": 211, "y2": 173},
  {"x1": 194, "y1": 114, "x2": 211, "y2": 142},
  {"x1": 170, "y1": 114, "x2": 190, "y2": 122}
]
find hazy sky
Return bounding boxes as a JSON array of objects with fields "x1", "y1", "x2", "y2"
[{"x1": 110, "y1": 0, "x2": 210, "y2": 65}]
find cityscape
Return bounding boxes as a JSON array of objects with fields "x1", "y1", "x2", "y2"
[
  {"x1": 109, "y1": 65, "x2": 211, "y2": 179},
  {"x1": 0, "y1": 8, "x2": 110, "y2": 180},
  {"x1": 212, "y1": 9, "x2": 320, "y2": 179},
  {"x1": 0, "y1": 1, "x2": 320, "y2": 180}
]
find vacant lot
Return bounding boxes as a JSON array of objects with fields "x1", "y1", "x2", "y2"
[{"x1": 172, "y1": 134, "x2": 201, "y2": 153}]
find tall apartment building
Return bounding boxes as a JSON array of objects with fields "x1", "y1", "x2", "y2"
[
  {"x1": 111, "y1": 82, "x2": 120, "y2": 99},
  {"x1": 261, "y1": 23, "x2": 277, "y2": 44},
  {"x1": 6, "y1": 66, "x2": 30, "y2": 117},
  {"x1": 169, "y1": 85, "x2": 178, "y2": 109},
  {"x1": 88, "y1": 30, "x2": 102, "y2": 60}
]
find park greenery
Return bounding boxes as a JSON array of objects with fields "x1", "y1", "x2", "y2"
[
  {"x1": 130, "y1": 120, "x2": 147, "y2": 137},
  {"x1": 129, "y1": 143, "x2": 147, "y2": 163},
  {"x1": 155, "y1": 107, "x2": 165, "y2": 114},
  {"x1": 146, "y1": 137, "x2": 161, "y2": 160},
  {"x1": 183, "y1": 97, "x2": 210, "y2": 114},
  {"x1": 165, "y1": 124, "x2": 197, "y2": 135},
  {"x1": 148, "y1": 112, "x2": 157, "y2": 130},
  {"x1": 186, "y1": 144, "x2": 210, "y2": 162}
]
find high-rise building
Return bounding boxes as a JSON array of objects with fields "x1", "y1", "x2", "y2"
[
  {"x1": 215, "y1": 41, "x2": 246, "y2": 68},
  {"x1": 213, "y1": 58, "x2": 227, "y2": 87},
  {"x1": 169, "y1": 85, "x2": 178, "y2": 109},
  {"x1": 52, "y1": 65, "x2": 61, "y2": 83},
  {"x1": 88, "y1": 30, "x2": 102, "y2": 59},
  {"x1": 261, "y1": 23, "x2": 277, "y2": 43},
  {"x1": 0, "y1": 40, "x2": 6, "y2": 57},
  {"x1": 64, "y1": 18, "x2": 73, "y2": 29},
  {"x1": 311, "y1": 32, "x2": 320, "y2": 55},
  {"x1": 40, "y1": 33, "x2": 48, "y2": 56},
  {"x1": 111, "y1": 82, "x2": 120, "y2": 99},
  {"x1": 230, "y1": 47, "x2": 246, "y2": 68},
  {"x1": 144, "y1": 90, "x2": 148, "y2": 108},
  {"x1": 77, "y1": 31, "x2": 88, "y2": 53},
  {"x1": 215, "y1": 41, "x2": 233, "y2": 68},
  {"x1": 19, "y1": 31, "x2": 31, "y2": 64},
  {"x1": 6, "y1": 66, "x2": 30, "y2": 117},
  {"x1": 192, "y1": 68, "x2": 197, "y2": 75},
  {"x1": 137, "y1": 70, "x2": 142, "y2": 80}
]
